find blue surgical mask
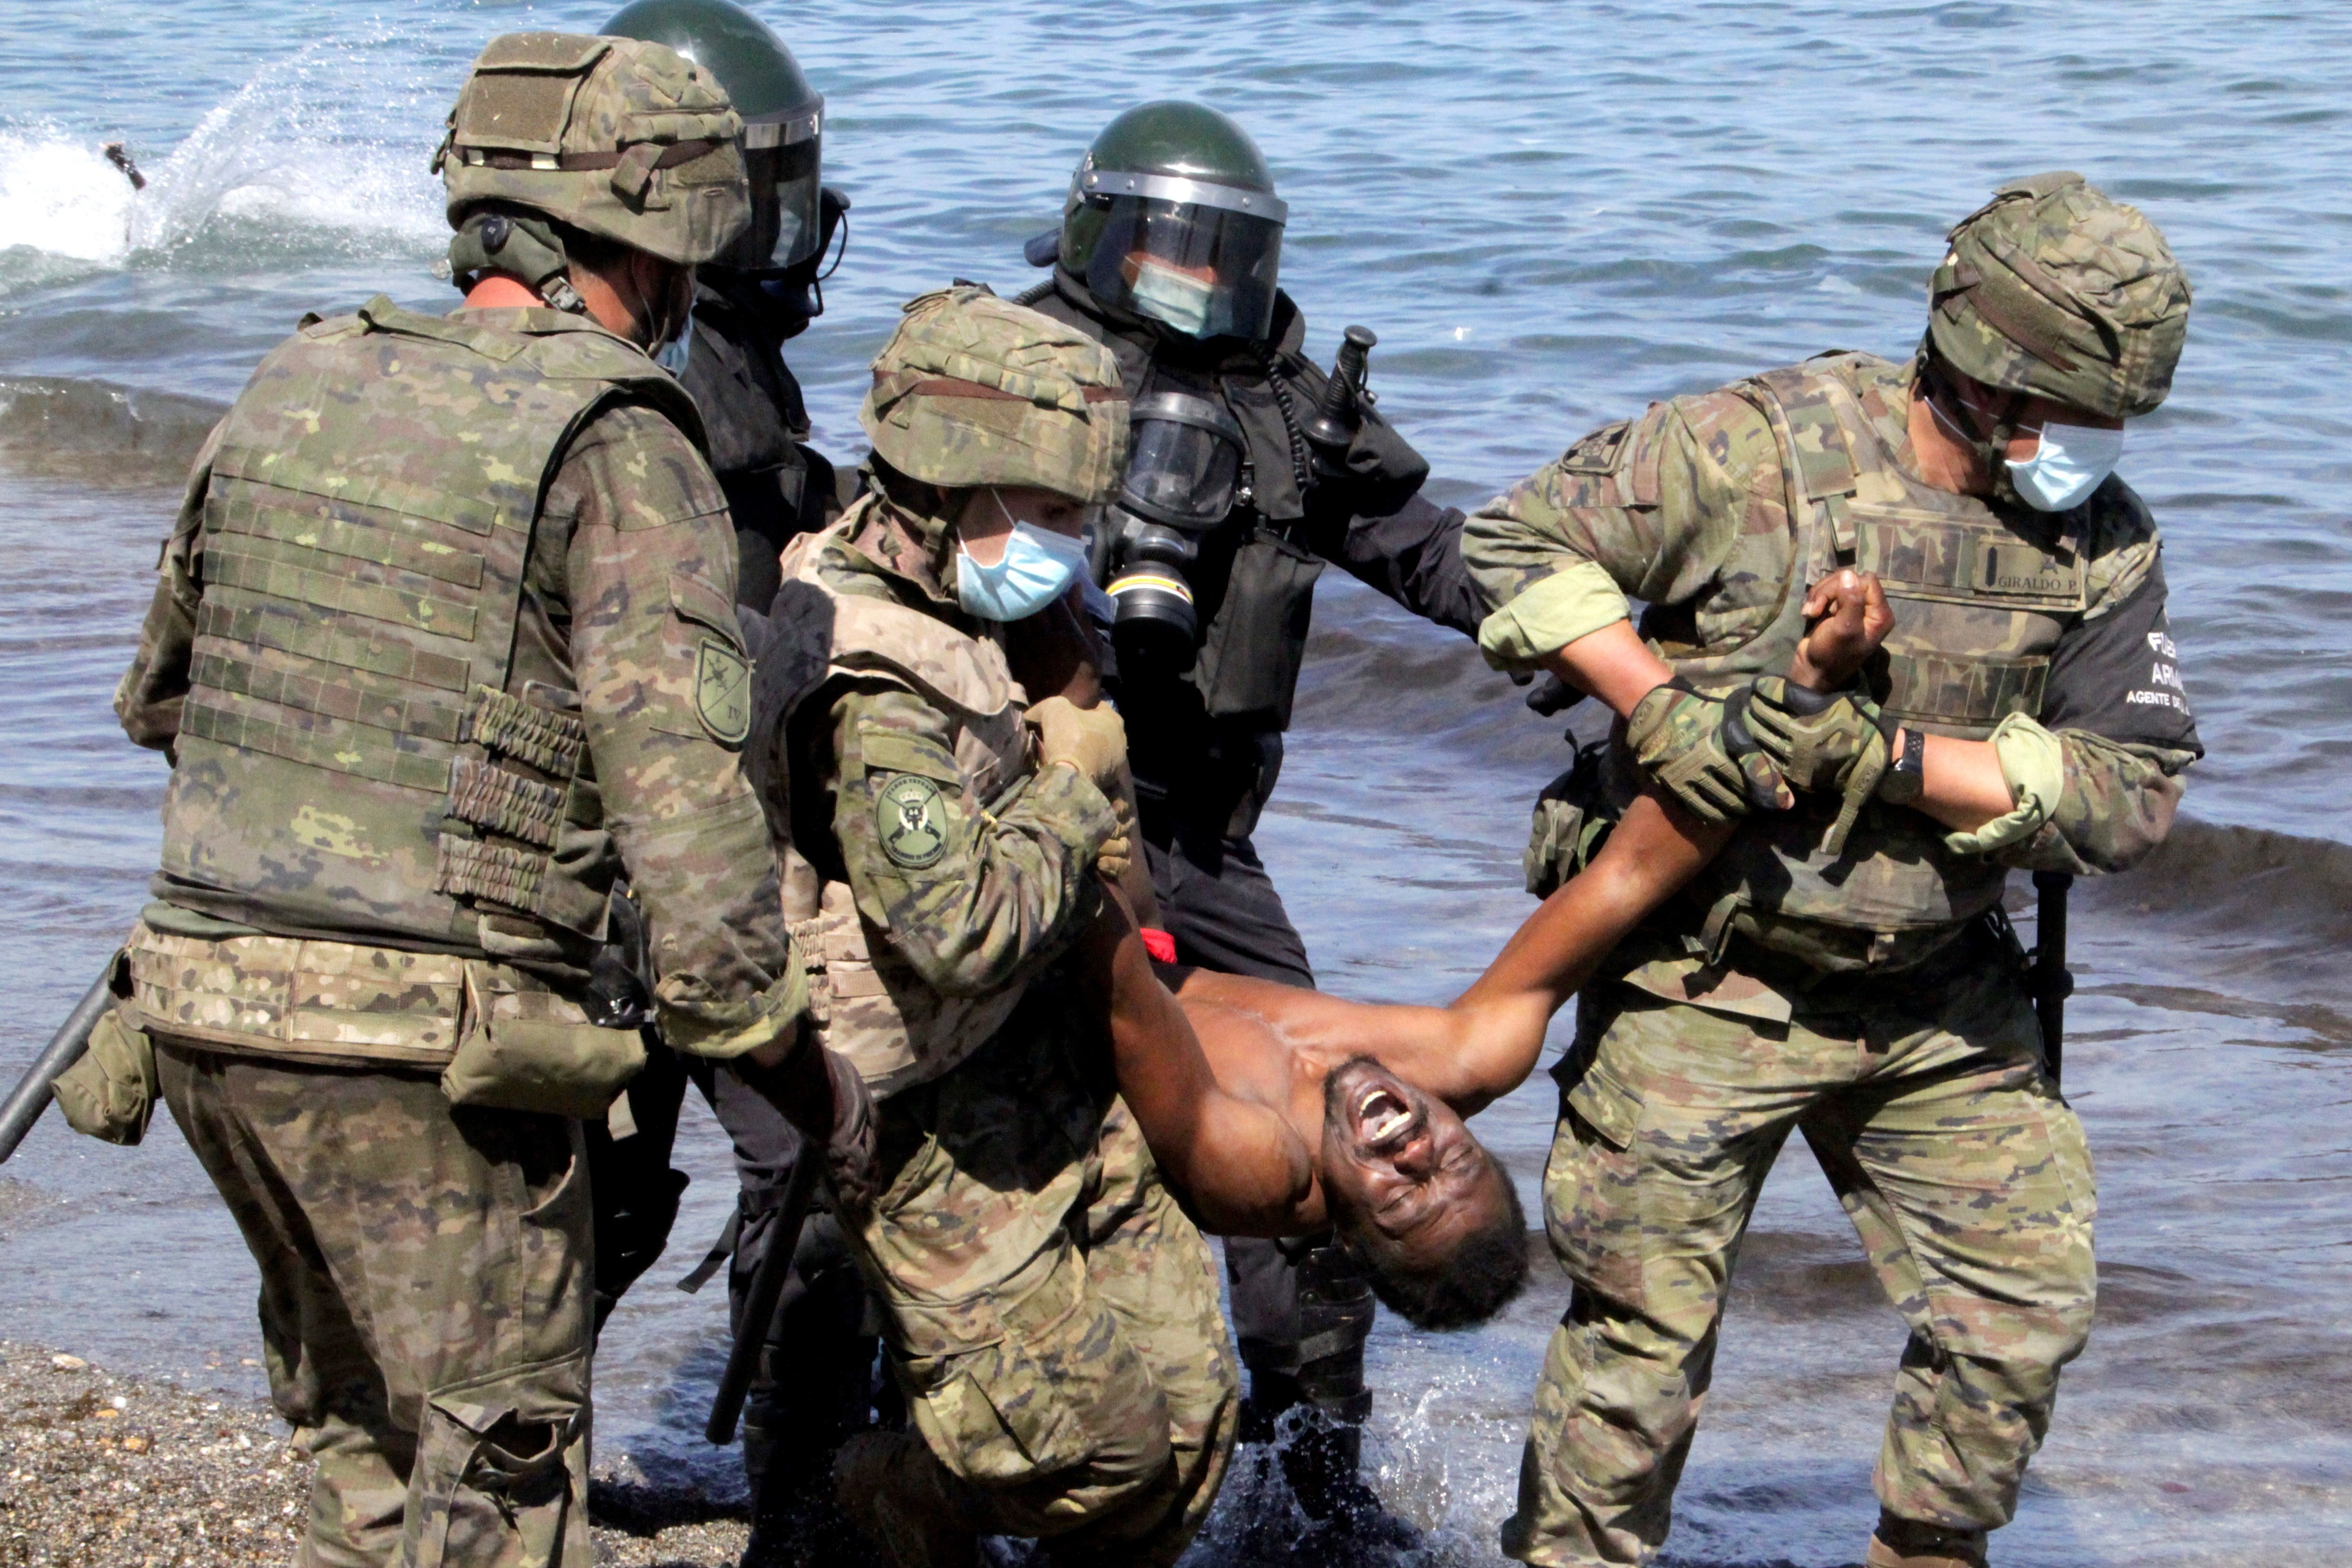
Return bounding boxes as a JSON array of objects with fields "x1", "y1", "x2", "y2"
[
  {"x1": 2006, "y1": 420, "x2": 2124, "y2": 513},
  {"x1": 652, "y1": 307, "x2": 695, "y2": 377},
  {"x1": 1128, "y1": 259, "x2": 1217, "y2": 338},
  {"x1": 956, "y1": 492, "x2": 1090, "y2": 621}
]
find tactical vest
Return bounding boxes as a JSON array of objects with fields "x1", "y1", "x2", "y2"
[
  {"x1": 1650, "y1": 353, "x2": 2087, "y2": 970},
  {"x1": 156, "y1": 297, "x2": 702, "y2": 959},
  {"x1": 771, "y1": 512, "x2": 1038, "y2": 1097}
]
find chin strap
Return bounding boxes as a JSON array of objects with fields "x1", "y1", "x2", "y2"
[{"x1": 1917, "y1": 343, "x2": 2025, "y2": 501}]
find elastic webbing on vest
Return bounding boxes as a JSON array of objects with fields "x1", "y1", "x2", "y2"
[
  {"x1": 432, "y1": 687, "x2": 591, "y2": 912},
  {"x1": 435, "y1": 837, "x2": 551, "y2": 912},
  {"x1": 463, "y1": 685, "x2": 586, "y2": 776},
  {"x1": 197, "y1": 600, "x2": 474, "y2": 693},
  {"x1": 446, "y1": 758, "x2": 567, "y2": 848},
  {"x1": 181, "y1": 699, "x2": 457, "y2": 794},
  {"x1": 1881, "y1": 651, "x2": 2050, "y2": 729}
]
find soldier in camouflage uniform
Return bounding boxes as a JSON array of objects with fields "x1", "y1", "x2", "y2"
[
  {"x1": 108, "y1": 34, "x2": 873, "y2": 1567},
  {"x1": 1463, "y1": 176, "x2": 2200, "y2": 1568},
  {"x1": 742, "y1": 287, "x2": 1238, "y2": 1568}
]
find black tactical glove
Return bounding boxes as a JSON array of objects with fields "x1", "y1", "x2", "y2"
[
  {"x1": 741, "y1": 1032, "x2": 880, "y2": 1211},
  {"x1": 1624, "y1": 678, "x2": 1791, "y2": 823},
  {"x1": 819, "y1": 1045, "x2": 879, "y2": 1211},
  {"x1": 1746, "y1": 677, "x2": 1897, "y2": 856}
]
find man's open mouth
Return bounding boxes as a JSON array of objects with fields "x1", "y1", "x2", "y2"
[{"x1": 1356, "y1": 1084, "x2": 1417, "y2": 1148}]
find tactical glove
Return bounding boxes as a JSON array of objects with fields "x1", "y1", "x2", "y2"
[
  {"x1": 1746, "y1": 678, "x2": 1897, "y2": 856},
  {"x1": 1026, "y1": 695, "x2": 1128, "y2": 795},
  {"x1": 1097, "y1": 791, "x2": 1135, "y2": 886},
  {"x1": 819, "y1": 1044, "x2": 880, "y2": 1211},
  {"x1": 1624, "y1": 678, "x2": 1791, "y2": 823}
]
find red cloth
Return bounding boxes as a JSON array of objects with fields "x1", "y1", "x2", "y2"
[{"x1": 1139, "y1": 928, "x2": 1178, "y2": 964}]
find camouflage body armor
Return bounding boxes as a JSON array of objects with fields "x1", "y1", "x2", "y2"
[
  {"x1": 771, "y1": 505, "x2": 1038, "y2": 1097},
  {"x1": 1632, "y1": 351, "x2": 2143, "y2": 972},
  {"x1": 153, "y1": 299, "x2": 702, "y2": 981}
]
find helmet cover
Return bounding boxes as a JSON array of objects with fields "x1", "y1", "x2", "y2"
[
  {"x1": 438, "y1": 32, "x2": 751, "y2": 267},
  {"x1": 861, "y1": 286, "x2": 1130, "y2": 503},
  {"x1": 1928, "y1": 171, "x2": 2192, "y2": 418}
]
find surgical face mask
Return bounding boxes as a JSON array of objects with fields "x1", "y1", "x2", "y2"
[
  {"x1": 1127, "y1": 258, "x2": 1217, "y2": 338},
  {"x1": 652, "y1": 306, "x2": 695, "y2": 377},
  {"x1": 2006, "y1": 419, "x2": 2124, "y2": 512},
  {"x1": 956, "y1": 492, "x2": 1091, "y2": 621}
]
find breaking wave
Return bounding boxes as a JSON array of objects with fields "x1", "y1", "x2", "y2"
[{"x1": 0, "y1": 374, "x2": 226, "y2": 487}]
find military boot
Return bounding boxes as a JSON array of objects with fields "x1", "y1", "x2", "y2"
[
  {"x1": 1864, "y1": 1515, "x2": 1990, "y2": 1568},
  {"x1": 1273, "y1": 1244, "x2": 1420, "y2": 1550},
  {"x1": 835, "y1": 1430, "x2": 983, "y2": 1568},
  {"x1": 741, "y1": 1377, "x2": 879, "y2": 1568}
]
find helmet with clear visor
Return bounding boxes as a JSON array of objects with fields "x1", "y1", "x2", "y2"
[
  {"x1": 603, "y1": 0, "x2": 825, "y2": 272},
  {"x1": 1059, "y1": 102, "x2": 1286, "y2": 342}
]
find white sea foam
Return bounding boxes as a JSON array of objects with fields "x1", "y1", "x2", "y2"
[
  {"x1": 0, "y1": 39, "x2": 444, "y2": 282},
  {"x1": 0, "y1": 131, "x2": 135, "y2": 264}
]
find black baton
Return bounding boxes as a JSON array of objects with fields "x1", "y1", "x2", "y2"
[
  {"x1": 2031, "y1": 871, "x2": 2075, "y2": 1086},
  {"x1": 0, "y1": 964, "x2": 119, "y2": 1164},
  {"x1": 704, "y1": 1148, "x2": 823, "y2": 1445}
]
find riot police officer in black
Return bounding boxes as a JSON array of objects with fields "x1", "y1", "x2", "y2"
[
  {"x1": 584, "y1": 5, "x2": 871, "y2": 1565},
  {"x1": 1016, "y1": 100, "x2": 1487, "y2": 1544}
]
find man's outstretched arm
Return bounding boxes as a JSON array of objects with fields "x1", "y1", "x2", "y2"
[
  {"x1": 1167, "y1": 569, "x2": 1892, "y2": 1116},
  {"x1": 1164, "y1": 794, "x2": 1726, "y2": 1118}
]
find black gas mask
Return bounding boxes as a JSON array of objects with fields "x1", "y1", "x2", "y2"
[
  {"x1": 1102, "y1": 388, "x2": 1248, "y2": 678},
  {"x1": 738, "y1": 184, "x2": 850, "y2": 342}
]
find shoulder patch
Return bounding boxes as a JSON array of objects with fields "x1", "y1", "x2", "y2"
[
  {"x1": 874, "y1": 773, "x2": 949, "y2": 869},
  {"x1": 694, "y1": 638, "x2": 753, "y2": 745},
  {"x1": 1559, "y1": 418, "x2": 1633, "y2": 476}
]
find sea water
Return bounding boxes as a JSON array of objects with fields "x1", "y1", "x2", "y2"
[{"x1": 2, "y1": 2, "x2": 2349, "y2": 1562}]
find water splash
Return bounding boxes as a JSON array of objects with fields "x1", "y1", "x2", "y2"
[
  {"x1": 0, "y1": 34, "x2": 447, "y2": 291},
  {"x1": 0, "y1": 130, "x2": 133, "y2": 266}
]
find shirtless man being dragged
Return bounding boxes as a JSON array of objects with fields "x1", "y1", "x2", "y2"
[{"x1": 1075, "y1": 570, "x2": 1892, "y2": 1330}]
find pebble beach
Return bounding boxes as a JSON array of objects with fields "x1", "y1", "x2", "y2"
[{"x1": 0, "y1": 1342, "x2": 753, "y2": 1568}]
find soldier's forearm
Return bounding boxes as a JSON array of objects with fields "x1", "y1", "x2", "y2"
[
  {"x1": 114, "y1": 578, "x2": 200, "y2": 750},
  {"x1": 1902, "y1": 731, "x2": 2017, "y2": 833},
  {"x1": 1326, "y1": 493, "x2": 1488, "y2": 640}
]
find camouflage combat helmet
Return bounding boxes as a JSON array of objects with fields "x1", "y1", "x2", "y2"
[
  {"x1": 601, "y1": 0, "x2": 829, "y2": 271},
  {"x1": 1927, "y1": 172, "x2": 2192, "y2": 418},
  {"x1": 1058, "y1": 101, "x2": 1287, "y2": 341},
  {"x1": 436, "y1": 31, "x2": 751, "y2": 286},
  {"x1": 861, "y1": 286, "x2": 1130, "y2": 503}
]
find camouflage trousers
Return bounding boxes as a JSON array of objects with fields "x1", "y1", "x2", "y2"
[
  {"x1": 841, "y1": 1020, "x2": 1239, "y2": 1567},
  {"x1": 1503, "y1": 956, "x2": 2096, "y2": 1566},
  {"x1": 156, "y1": 1043, "x2": 594, "y2": 1568}
]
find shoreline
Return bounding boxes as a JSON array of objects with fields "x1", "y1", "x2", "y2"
[{"x1": 0, "y1": 1341, "x2": 753, "y2": 1567}]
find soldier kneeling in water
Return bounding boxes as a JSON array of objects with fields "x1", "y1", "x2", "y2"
[{"x1": 744, "y1": 286, "x2": 1237, "y2": 1568}]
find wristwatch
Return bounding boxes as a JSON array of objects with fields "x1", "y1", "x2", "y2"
[{"x1": 1878, "y1": 724, "x2": 1926, "y2": 805}]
